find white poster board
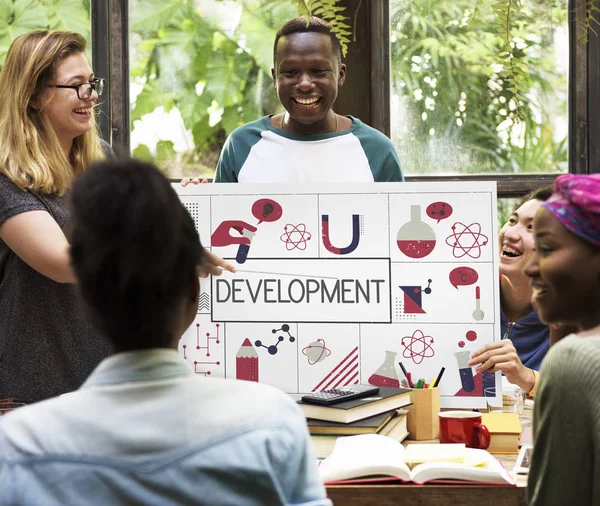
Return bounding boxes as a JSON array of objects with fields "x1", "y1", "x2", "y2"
[{"x1": 176, "y1": 182, "x2": 500, "y2": 409}]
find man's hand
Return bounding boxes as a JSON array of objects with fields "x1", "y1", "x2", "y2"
[{"x1": 181, "y1": 178, "x2": 209, "y2": 186}]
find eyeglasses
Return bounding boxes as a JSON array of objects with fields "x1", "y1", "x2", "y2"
[{"x1": 46, "y1": 77, "x2": 105, "y2": 100}]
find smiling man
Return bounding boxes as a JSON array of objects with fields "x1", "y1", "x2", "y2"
[{"x1": 213, "y1": 16, "x2": 403, "y2": 183}]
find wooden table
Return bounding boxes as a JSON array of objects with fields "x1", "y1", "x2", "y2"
[{"x1": 326, "y1": 449, "x2": 527, "y2": 506}]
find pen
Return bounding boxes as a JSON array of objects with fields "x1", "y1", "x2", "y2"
[
  {"x1": 398, "y1": 362, "x2": 413, "y2": 388},
  {"x1": 415, "y1": 378, "x2": 424, "y2": 389},
  {"x1": 432, "y1": 367, "x2": 446, "y2": 388},
  {"x1": 428, "y1": 376, "x2": 437, "y2": 389}
]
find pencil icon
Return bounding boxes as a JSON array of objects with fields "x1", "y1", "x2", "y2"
[{"x1": 236, "y1": 338, "x2": 259, "y2": 382}]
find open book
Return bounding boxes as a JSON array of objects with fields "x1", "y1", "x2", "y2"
[{"x1": 318, "y1": 434, "x2": 515, "y2": 485}]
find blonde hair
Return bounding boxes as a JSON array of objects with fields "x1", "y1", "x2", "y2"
[{"x1": 0, "y1": 30, "x2": 104, "y2": 195}]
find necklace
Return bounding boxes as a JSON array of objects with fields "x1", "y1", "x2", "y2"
[{"x1": 280, "y1": 110, "x2": 338, "y2": 133}]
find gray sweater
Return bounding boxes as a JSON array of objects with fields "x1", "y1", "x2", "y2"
[{"x1": 528, "y1": 334, "x2": 600, "y2": 505}]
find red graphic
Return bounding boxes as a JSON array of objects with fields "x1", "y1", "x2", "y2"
[
  {"x1": 472, "y1": 286, "x2": 485, "y2": 320},
  {"x1": 312, "y1": 346, "x2": 359, "y2": 392},
  {"x1": 458, "y1": 330, "x2": 478, "y2": 348},
  {"x1": 196, "y1": 323, "x2": 220, "y2": 355},
  {"x1": 280, "y1": 223, "x2": 312, "y2": 251},
  {"x1": 466, "y1": 330, "x2": 478, "y2": 341},
  {"x1": 445, "y1": 222, "x2": 489, "y2": 259},
  {"x1": 397, "y1": 240, "x2": 436, "y2": 259},
  {"x1": 252, "y1": 198, "x2": 283, "y2": 224},
  {"x1": 455, "y1": 371, "x2": 485, "y2": 397},
  {"x1": 396, "y1": 205, "x2": 436, "y2": 259},
  {"x1": 449, "y1": 266, "x2": 479, "y2": 289},
  {"x1": 193, "y1": 360, "x2": 220, "y2": 376},
  {"x1": 399, "y1": 279, "x2": 432, "y2": 314},
  {"x1": 426, "y1": 201, "x2": 453, "y2": 224},
  {"x1": 302, "y1": 338, "x2": 331, "y2": 365},
  {"x1": 368, "y1": 351, "x2": 400, "y2": 388},
  {"x1": 322, "y1": 214, "x2": 361, "y2": 255},
  {"x1": 211, "y1": 220, "x2": 257, "y2": 247},
  {"x1": 236, "y1": 338, "x2": 259, "y2": 382},
  {"x1": 369, "y1": 374, "x2": 400, "y2": 387},
  {"x1": 182, "y1": 322, "x2": 221, "y2": 376},
  {"x1": 401, "y1": 329, "x2": 435, "y2": 365}
]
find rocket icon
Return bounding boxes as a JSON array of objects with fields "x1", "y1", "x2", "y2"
[{"x1": 236, "y1": 338, "x2": 259, "y2": 382}]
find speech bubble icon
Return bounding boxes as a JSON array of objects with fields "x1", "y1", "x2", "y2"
[
  {"x1": 252, "y1": 198, "x2": 283, "y2": 224},
  {"x1": 449, "y1": 266, "x2": 479, "y2": 289},
  {"x1": 426, "y1": 201, "x2": 453, "y2": 224}
]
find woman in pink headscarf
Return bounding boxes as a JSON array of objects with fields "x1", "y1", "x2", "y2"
[{"x1": 525, "y1": 174, "x2": 600, "y2": 506}]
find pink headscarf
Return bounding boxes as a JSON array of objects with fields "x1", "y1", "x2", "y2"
[{"x1": 543, "y1": 174, "x2": 600, "y2": 247}]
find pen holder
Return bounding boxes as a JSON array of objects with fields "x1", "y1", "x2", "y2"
[{"x1": 407, "y1": 387, "x2": 440, "y2": 441}]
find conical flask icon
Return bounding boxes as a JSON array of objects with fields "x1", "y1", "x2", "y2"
[
  {"x1": 397, "y1": 205, "x2": 436, "y2": 258},
  {"x1": 368, "y1": 350, "x2": 400, "y2": 388}
]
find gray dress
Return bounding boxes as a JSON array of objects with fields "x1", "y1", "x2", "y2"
[{"x1": 0, "y1": 168, "x2": 112, "y2": 404}]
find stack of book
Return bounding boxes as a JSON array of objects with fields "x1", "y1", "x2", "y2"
[
  {"x1": 481, "y1": 412, "x2": 522, "y2": 454},
  {"x1": 297, "y1": 387, "x2": 412, "y2": 458}
]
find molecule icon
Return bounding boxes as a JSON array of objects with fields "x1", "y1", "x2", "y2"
[
  {"x1": 302, "y1": 338, "x2": 331, "y2": 365},
  {"x1": 445, "y1": 222, "x2": 489, "y2": 259},
  {"x1": 280, "y1": 224, "x2": 312, "y2": 251},
  {"x1": 255, "y1": 324, "x2": 295, "y2": 356},
  {"x1": 401, "y1": 329, "x2": 435, "y2": 365}
]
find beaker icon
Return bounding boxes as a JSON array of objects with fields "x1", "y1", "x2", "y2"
[
  {"x1": 397, "y1": 205, "x2": 436, "y2": 258},
  {"x1": 368, "y1": 350, "x2": 400, "y2": 388}
]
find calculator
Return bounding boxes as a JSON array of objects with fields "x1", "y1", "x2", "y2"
[{"x1": 301, "y1": 385, "x2": 380, "y2": 405}]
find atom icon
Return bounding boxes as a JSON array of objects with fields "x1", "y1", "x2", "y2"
[
  {"x1": 302, "y1": 338, "x2": 332, "y2": 365},
  {"x1": 445, "y1": 221, "x2": 489, "y2": 259},
  {"x1": 401, "y1": 329, "x2": 435, "y2": 365},
  {"x1": 280, "y1": 223, "x2": 312, "y2": 251}
]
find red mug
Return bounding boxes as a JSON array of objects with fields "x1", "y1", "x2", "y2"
[{"x1": 438, "y1": 411, "x2": 490, "y2": 449}]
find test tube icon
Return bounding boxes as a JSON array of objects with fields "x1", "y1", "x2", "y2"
[
  {"x1": 236, "y1": 229, "x2": 255, "y2": 264},
  {"x1": 236, "y1": 338, "x2": 259, "y2": 382},
  {"x1": 454, "y1": 350, "x2": 475, "y2": 392}
]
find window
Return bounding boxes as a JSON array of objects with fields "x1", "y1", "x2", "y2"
[
  {"x1": 0, "y1": 1, "x2": 91, "y2": 66},
  {"x1": 389, "y1": 0, "x2": 569, "y2": 177},
  {"x1": 128, "y1": 0, "x2": 298, "y2": 179}
]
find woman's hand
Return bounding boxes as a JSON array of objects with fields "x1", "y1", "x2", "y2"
[
  {"x1": 197, "y1": 250, "x2": 236, "y2": 278},
  {"x1": 467, "y1": 339, "x2": 535, "y2": 392}
]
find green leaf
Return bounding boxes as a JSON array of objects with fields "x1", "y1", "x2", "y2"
[
  {"x1": 133, "y1": 143, "x2": 154, "y2": 163},
  {"x1": 155, "y1": 140, "x2": 176, "y2": 166},
  {"x1": 130, "y1": 0, "x2": 185, "y2": 33}
]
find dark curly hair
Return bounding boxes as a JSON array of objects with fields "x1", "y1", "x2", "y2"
[
  {"x1": 273, "y1": 16, "x2": 342, "y2": 65},
  {"x1": 69, "y1": 158, "x2": 205, "y2": 351}
]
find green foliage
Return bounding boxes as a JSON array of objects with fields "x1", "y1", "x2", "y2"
[
  {"x1": 390, "y1": 0, "x2": 568, "y2": 175},
  {"x1": 576, "y1": 0, "x2": 600, "y2": 42},
  {"x1": 289, "y1": 0, "x2": 351, "y2": 56},
  {"x1": 0, "y1": 0, "x2": 90, "y2": 65},
  {"x1": 129, "y1": 0, "x2": 356, "y2": 174}
]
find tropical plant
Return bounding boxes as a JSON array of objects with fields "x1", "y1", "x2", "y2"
[
  {"x1": 0, "y1": 0, "x2": 90, "y2": 64},
  {"x1": 390, "y1": 0, "x2": 568, "y2": 174},
  {"x1": 129, "y1": 0, "x2": 355, "y2": 177}
]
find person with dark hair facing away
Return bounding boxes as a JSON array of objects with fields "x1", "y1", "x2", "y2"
[
  {"x1": 208, "y1": 16, "x2": 403, "y2": 183},
  {"x1": 0, "y1": 159, "x2": 331, "y2": 506},
  {"x1": 524, "y1": 174, "x2": 600, "y2": 506}
]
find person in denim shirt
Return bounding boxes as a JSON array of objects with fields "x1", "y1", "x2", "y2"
[{"x1": 0, "y1": 159, "x2": 330, "y2": 506}]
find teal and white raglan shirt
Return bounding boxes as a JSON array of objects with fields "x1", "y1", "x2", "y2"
[{"x1": 214, "y1": 116, "x2": 403, "y2": 183}]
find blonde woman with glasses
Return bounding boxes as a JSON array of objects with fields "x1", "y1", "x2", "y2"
[{"x1": 0, "y1": 30, "x2": 112, "y2": 404}]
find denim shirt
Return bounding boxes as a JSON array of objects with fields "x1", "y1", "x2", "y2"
[{"x1": 0, "y1": 349, "x2": 331, "y2": 506}]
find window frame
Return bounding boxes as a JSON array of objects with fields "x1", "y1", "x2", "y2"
[{"x1": 94, "y1": 0, "x2": 597, "y2": 194}]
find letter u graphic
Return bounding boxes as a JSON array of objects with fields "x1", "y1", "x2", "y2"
[{"x1": 321, "y1": 214, "x2": 361, "y2": 255}]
